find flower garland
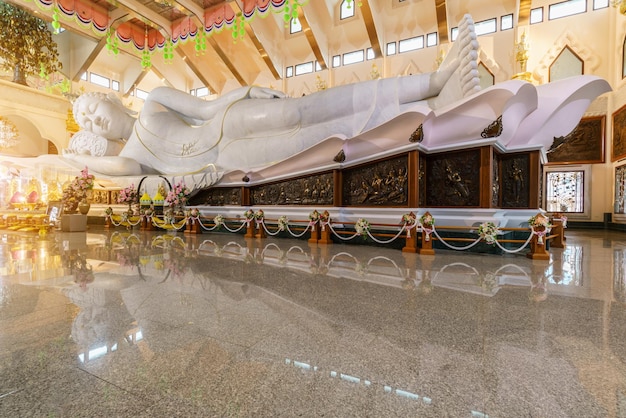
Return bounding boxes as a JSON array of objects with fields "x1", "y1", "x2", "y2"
[
  {"x1": 255, "y1": 209, "x2": 265, "y2": 229},
  {"x1": 277, "y1": 215, "x2": 289, "y2": 231},
  {"x1": 214, "y1": 214, "x2": 225, "y2": 228},
  {"x1": 528, "y1": 215, "x2": 552, "y2": 245},
  {"x1": 319, "y1": 210, "x2": 330, "y2": 230},
  {"x1": 419, "y1": 213, "x2": 435, "y2": 241},
  {"x1": 355, "y1": 218, "x2": 370, "y2": 238},
  {"x1": 309, "y1": 210, "x2": 320, "y2": 230},
  {"x1": 477, "y1": 221, "x2": 500, "y2": 245},
  {"x1": 402, "y1": 212, "x2": 417, "y2": 237},
  {"x1": 244, "y1": 209, "x2": 255, "y2": 227}
]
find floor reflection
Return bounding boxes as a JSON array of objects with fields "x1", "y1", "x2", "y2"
[{"x1": 1, "y1": 228, "x2": 626, "y2": 417}]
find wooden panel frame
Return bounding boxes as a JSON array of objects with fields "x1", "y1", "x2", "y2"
[
  {"x1": 614, "y1": 104, "x2": 626, "y2": 162},
  {"x1": 546, "y1": 115, "x2": 605, "y2": 165}
]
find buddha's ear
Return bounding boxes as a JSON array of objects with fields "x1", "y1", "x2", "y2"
[{"x1": 106, "y1": 92, "x2": 138, "y2": 116}]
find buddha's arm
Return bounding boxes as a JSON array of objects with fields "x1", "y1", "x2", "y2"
[
  {"x1": 62, "y1": 153, "x2": 145, "y2": 176},
  {"x1": 144, "y1": 86, "x2": 284, "y2": 124}
]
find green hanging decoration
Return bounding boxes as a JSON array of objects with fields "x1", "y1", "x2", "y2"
[
  {"x1": 231, "y1": 13, "x2": 246, "y2": 43},
  {"x1": 51, "y1": 7, "x2": 61, "y2": 34},
  {"x1": 141, "y1": 48, "x2": 151, "y2": 69},
  {"x1": 282, "y1": 0, "x2": 303, "y2": 28},
  {"x1": 195, "y1": 29, "x2": 206, "y2": 56},
  {"x1": 283, "y1": 0, "x2": 291, "y2": 27},
  {"x1": 141, "y1": 27, "x2": 151, "y2": 69},
  {"x1": 345, "y1": 0, "x2": 362, "y2": 9},
  {"x1": 105, "y1": 29, "x2": 119, "y2": 56},
  {"x1": 163, "y1": 38, "x2": 174, "y2": 63},
  {"x1": 39, "y1": 62, "x2": 49, "y2": 80}
]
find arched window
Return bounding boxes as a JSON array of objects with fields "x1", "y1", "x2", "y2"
[
  {"x1": 477, "y1": 62, "x2": 494, "y2": 89},
  {"x1": 290, "y1": 17, "x2": 302, "y2": 34},
  {"x1": 340, "y1": 0, "x2": 355, "y2": 20},
  {"x1": 549, "y1": 46, "x2": 583, "y2": 82}
]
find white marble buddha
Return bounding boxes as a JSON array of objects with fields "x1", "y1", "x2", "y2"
[{"x1": 65, "y1": 14, "x2": 481, "y2": 177}]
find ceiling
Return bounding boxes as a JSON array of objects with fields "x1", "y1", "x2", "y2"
[{"x1": 6, "y1": 0, "x2": 530, "y2": 96}]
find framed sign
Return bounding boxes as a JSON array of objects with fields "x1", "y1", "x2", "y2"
[
  {"x1": 46, "y1": 201, "x2": 63, "y2": 223},
  {"x1": 546, "y1": 116, "x2": 605, "y2": 164}
]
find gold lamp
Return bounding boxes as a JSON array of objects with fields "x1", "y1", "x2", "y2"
[
  {"x1": 612, "y1": 0, "x2": 626, "y2": 15},
  {"x1": 0, "y1": 116, "x2": 19, "y2": 150}
]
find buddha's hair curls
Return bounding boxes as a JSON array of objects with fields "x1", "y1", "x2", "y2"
[{"x1": 73, "y1": 92, "x2": 137, "y2": 129}]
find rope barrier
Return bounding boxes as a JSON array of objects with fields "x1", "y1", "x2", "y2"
[{"x1": 103, "y1": 209, "x2": 556, "y2": 257}]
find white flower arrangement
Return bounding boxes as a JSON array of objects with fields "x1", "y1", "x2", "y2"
[
  {"x1": 528, "y1": 215, "x2": 552, "y2": 229},
  {"x1": 277, "y1": 215, "x2": 289, "y2": 231},
  {"x1": 402, "y1": 212, "x2": 417, "y2": 225},
  {"x1": 255, "y1": 209, "x2": 265, "y2": 220},
  {"x1": 528, "y1": 214, "x2": 552, "y2": 245},
  {"x1": 244, "y1": 209, "x2": 255, "y2": 221},
  {"x1": 214, "y1": 214, "x2": 225, "y2": 228},
  {"x1": 355, "y1": 218, "x2": 370, "y2": 237},
  {"x1": 477, "y1": 221, "x2": 500, "y2": 245},
  {"x1": 420, "y1": 213, "x2": 434, "y2": 227},
  {"x1": 309, "y1": 210, "x2": 320, "y2": 222}
]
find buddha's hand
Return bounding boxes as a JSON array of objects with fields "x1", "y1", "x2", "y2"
[
  {"x1": 62, "y1": 148, "x2": 77, "y2": 160},
  {"x1": 62, "y1": 148, "x2": 90, "y2": 160},
  {"x1": 249, "y1": 86, "x2": 287, "y2": 99}
]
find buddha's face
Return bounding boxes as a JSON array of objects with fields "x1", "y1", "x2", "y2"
[{"x1": 75, "y1": 95, "x2": 132, "y2": 139}]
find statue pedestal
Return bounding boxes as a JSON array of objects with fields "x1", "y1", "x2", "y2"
[
  {"x1": 61, "y1": 214, "x2": 87, "y2": 232},
  {"x1": 512, "y1": 71, "x2": 533, "y2": 82}
]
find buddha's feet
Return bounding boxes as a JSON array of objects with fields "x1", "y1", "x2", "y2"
[{"x1": 429, "y1": 14, "x2": 481, "y2": 109}]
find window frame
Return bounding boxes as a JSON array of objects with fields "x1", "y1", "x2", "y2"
[
  {"x1": 543, "y1": 165, "x2": 591, "y2": 218},
  {"x1": 548, "y1": 0, "x2": 587, "y2": 20}
]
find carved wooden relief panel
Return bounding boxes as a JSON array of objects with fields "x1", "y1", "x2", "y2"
[
  {"x1": 492, "y1": 152, "x2": 500, "y2": 207},
  {"x1": 547, "y1": 116, "x2": 605, "y2": 164},
  {"x1": 424, "y1": 150, "x2": 481, "y2": 207},
  {"x1": 501, "y1": 154, "x2": 530, "y2": 208},
  {"x1": 615, "y1": 164, "x2": 626, "y2": 214},
  {"x1": 613, "y1": 105, "x2": 626, "y2": 162},
  {"x1": 251, "y1": 172, "x2": 334, "y2": 205},
  {"x1": 342, "y1": 155, "x2": 408, "y2": 206},
  {"x1": 418, "y1": 154, "x2": 426, "y2": 207},
  {"x1": 190, "y1": 187, "x2": 242, "y2": 206}
]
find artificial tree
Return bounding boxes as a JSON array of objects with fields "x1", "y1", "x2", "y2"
[{"x1": 0, "y1": 1, "x2": 62, "y2": 85}]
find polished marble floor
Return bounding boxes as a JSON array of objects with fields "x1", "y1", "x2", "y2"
[{"x1": 1, "y1": 226, "x2": 626, "y2": 417}]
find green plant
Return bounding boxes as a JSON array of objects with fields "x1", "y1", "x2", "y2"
[{"x1": 0, "y1": 1, "x2": 62, "y2": 84}]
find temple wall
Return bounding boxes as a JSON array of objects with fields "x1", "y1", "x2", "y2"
[{"x1": 0, "y1": 79, "x2": 70, "y2": 157}]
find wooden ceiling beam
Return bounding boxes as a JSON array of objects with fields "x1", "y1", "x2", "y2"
[
  {"x1": 297, "y1": 8, "x2": 327, "y2": 70},
  {"x1": 435, "y1": 0, "x2": 448, "y2": 44},
  {"x1": 359, "y1": 0, "x2": 382, "y2": 58}
]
